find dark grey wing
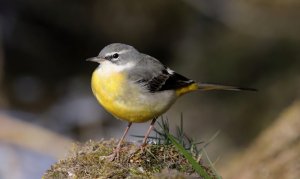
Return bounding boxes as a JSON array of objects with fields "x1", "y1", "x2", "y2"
[
  {"x1": 128, "y1": 54, "x2": 195, "y2": 92},
  {"x1": 147, "y1": 68, "x2": 195, "y2": 92}
]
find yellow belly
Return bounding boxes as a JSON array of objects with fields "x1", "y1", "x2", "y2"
[{"x1": 91, "y1": 69, "x2": 176, "y2": 123}]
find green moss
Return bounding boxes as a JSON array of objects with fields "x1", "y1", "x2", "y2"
[{"x1": 43, "y1": 139, "x2": 216, "y2": 179}]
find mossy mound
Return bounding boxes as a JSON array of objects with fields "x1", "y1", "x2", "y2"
[{"x1": 43, "y1": 139, "x2": 215, "y2": 178}]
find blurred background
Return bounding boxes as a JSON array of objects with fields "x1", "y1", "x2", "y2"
[{"x1": 0, "y1": 0, "x2": 300, "y2": 178}]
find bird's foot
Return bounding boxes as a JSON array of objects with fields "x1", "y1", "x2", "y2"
[
  {"x1": 139, "y1": 143, "x2": 147, "y2": 153},
  {"x1": 129, "y1": 143, "x2": 148, "y2": 157},
  {"x1": 100, "y1": 147, "x2": 121, "y2": 162}
]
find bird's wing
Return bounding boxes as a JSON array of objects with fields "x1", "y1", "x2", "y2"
[{"x1": 128, "y1": 54, "x2": 194, "y2": 92}]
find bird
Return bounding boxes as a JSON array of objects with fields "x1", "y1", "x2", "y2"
[{"x1": 87, "y1": 43, "x2": 255, "y2": 160}]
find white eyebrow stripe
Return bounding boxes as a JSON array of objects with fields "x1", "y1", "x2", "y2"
[{"x1": 105, "y1": 49, "x2": 130, "y2": 56}]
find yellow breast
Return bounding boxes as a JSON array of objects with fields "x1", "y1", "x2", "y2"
[{"x1": 91, "y1": 68, "x2": 176, "y2": 123}]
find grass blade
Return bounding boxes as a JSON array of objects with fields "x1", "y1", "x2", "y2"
[
  {"x1": 203, "y1": 148, "x2": 222, "y2": 179},
  {"x1": 167, "y1": 133, "x2": 212, "y2": 179}
]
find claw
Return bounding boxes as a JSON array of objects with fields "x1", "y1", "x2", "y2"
[
  {"x1": 101, "y1": 122, "x2": 132, "y2": 161},
  {"x1": 129, "y1": 143, "x2": 147, "y2": 156},
  {"x1": 139, "y1": 143, "x2": 147, "y2": 153},
  {"x1": 100, "y1": 147, "x2": 120, "y2": 161}
]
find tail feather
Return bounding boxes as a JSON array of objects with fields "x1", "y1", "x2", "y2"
[{"x1": 197, "y1": 83, "x2": 257, "y2": 92}]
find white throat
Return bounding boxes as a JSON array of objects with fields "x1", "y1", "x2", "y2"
[{"x1": 96, "y1": 61, "x2": 135, "y2": 76}]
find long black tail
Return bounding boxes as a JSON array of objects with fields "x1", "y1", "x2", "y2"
[{"x1": 197, "y1": 83, "x2": 257, "y2": 91}]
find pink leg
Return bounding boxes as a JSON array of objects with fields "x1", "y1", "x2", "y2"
[
  {"x1": 116, "y1": 122, "x2": 132, "y2": 150},
  {"x1": 107, "y1": 122, "x2": 132, "y2": 161},
  {"x1": 141, "y1": 118, "x2": 157, "y2": 148}
]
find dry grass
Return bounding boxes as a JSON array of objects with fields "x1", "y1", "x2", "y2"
[{"x1": 43, "y1": 139, "x2": 216, "y2": 178}]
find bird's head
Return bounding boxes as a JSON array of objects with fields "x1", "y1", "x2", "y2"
[{"x1": 87, "y1": 43, "x2": 141, "y2": 69}]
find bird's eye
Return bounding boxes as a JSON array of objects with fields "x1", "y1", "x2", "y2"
[{"x1": 112, "y1": 53, "x2": 119, "y2": 59}]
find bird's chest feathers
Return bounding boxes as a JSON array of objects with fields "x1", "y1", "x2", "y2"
[
  {"x1": 92, "y1": 69, "x2": 126, "y2": 100},
  {"x1": 91, "y1": 63, "x2": 176, "y2": 122}
]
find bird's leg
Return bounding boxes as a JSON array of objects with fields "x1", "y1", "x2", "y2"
[
  {"x1": 140, "y1": 118, "x2": 157, "y2": 151},
  {"x1": 116, "y1": 122, "x2": 132, "y2": 152},
  {"x1": 106, "y1": 122, "x2": 132, "y2": 161}
]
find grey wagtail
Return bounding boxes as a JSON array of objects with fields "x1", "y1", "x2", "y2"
[{"x1": 87, "y1": 43, "x2": 255, "y2": 160}]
